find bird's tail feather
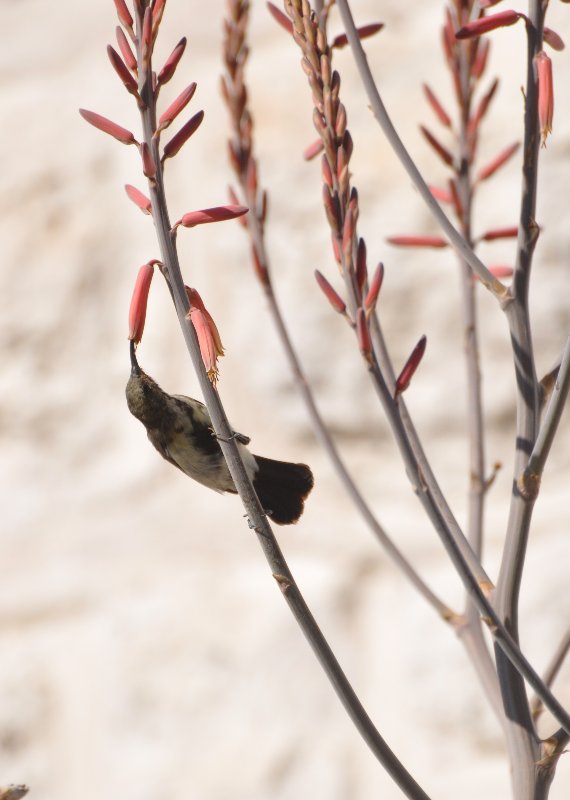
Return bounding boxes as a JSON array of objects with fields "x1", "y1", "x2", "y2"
[{"x1": 252, "y1": 456, "x2": 314, "y2": 525}]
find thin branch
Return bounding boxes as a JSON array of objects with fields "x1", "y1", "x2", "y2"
[{"x1": 531, "y1": 627, "x2": 570, "y2": 722}]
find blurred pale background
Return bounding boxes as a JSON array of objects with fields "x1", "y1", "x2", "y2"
[{"x1": 0, "y1": 1, "x2": 569, "y2": 798}]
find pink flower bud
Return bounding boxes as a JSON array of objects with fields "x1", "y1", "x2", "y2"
[
  {"x1": 356, "y1": 308, "x2": 372, "y2": 363},
  {"x1": 356, "y1": 238, "x2": 367, "y2": 294},
  {"x1": 315, "y1": 270, "x2": 346, "y2": 315},
  {"x1": 535, "y1": 51, "x2": 554, "y2": 146},
  {"x1": 140, "y1": 142, "x2": 157, "y2": 179},
  {"x1": 162, "y1": 111, "x2": 205, "y2": 160},
  {"x1": 543, "y1": 28, "x2": 565, "y2": 52},
  {"x1": 116, "y1": 26, "x2": 137, "y2": 71},
  {"x1": 158, "y1": 37, "x2": 187, "y2": 86},
  {"x1": 429, "y1": 185, "x2": 453, "y2": 203},
  {"x1": 125, "y1": 184, "x2": 152, "y2": 214},
  {"x1": 114, "y1": 0, "x2": 133, "y2": 31},
  {"x1": 420, "y1": 125, "x2": 454, "y2": 167},
  {"x1": 423, "y1": 84, "x2": 451, "y2": 128},
  {"x1": 387, "y1": 235, "x2": 448, "y2": 248},
  {"x1": 456, "y1": 11, "x2": 521, "y2": 40},
  {"x1": 303, "y1": 138, "x2": 324, "y2": 161},
  {"x1": 395, "y1": 335, "x2": 427, "y2": 397},
  {"x1": 159, "y1": 83, "x2": 197, "y2": 127},
  {"x1": 481, "y1": 226, "x2": 518, "y2": 241},
  {"x1": 174, "y1": 205, "x2": 248, "y2": 229},
  {"x1": 107, "y1": 45, "x2": 139, "y2": 96},
  {"x1": 266, "y1": 2, "x2": 294, "y2": 35},
  {"x1": 332, "y1": 23, "x2": 384, "y2": 49},
  {"x1": 476, "y1": 141, "x2": 520, "y2": 181},
  {"x1": 152, "y1": 0, "x2": 166, "y2": 34},
  {"x1": 128, "y1": 263, "x2": 155, "y2": 343},
  {"x1": 79, "y1": 109, "x2": 137, "y2": 145},
  {"x1": 364, "y1": 263, "x2": 384, "y2": 315}
]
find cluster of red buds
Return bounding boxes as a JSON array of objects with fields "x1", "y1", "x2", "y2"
[
  {"x1": 80, "y1": 0, "x2": 250, "y2": 384},
  {"x1": 268, "y1": 0, "x2": 428, "y2": 397},
  {"x1": 388, "y1": 0, "x2": 563, "y2": 281}
]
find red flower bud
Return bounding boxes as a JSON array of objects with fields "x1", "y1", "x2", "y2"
[
  {"x1": 159, "y1": 83, "x2": 197, "y2": 127},
  {"x1": 114, "y1": 0, "x2": 133, "y2": 31},
  {"x1": 364, "y1": 263, "x2": 384, "y2": 315},
  {"x1": 125, "y1": 184, "x2": 152, "y2": 214},
  {"x1": 79, "y1": 109, "x2": 137, "y2": 145},
  {"x1": 128, "y1": 263, "x2": 155, "y2": 343},
  {"x1": 476, "y1": 142, "x2": 519, "y2": 182},
  {"x1": 456, "y1": 11, "x2": 521, "y2": 40},
  {"x1": 266, "y1": 2, "x2": 294, "y2": 36},
  {"x1": 162, "y1": 111, "x2": 205, "y2": 160},
  {"x1": 423, "y1": 84, "x2": 451, "y2": 128},
  {"x1": 387, "y1": 235, "x2": 448, "y2": 248},
  {"x1": 315, "y1": 270, "x2": 346, "y2": 315},
  {"x1": 174, "y1": 204, "x2": 248, "y2": 229},
  {"x1": 332, "y1": 23, "x2": 384, "y2": 50},
  {"x1": 356, "y1": 308, "x2": 372, "y2": 363},
  {"x1": 157, "y1": 37, "x2": 187, "y2": 86},
  {"x1": 395, "y1": 336, "x2": 427, "y2": 397}
]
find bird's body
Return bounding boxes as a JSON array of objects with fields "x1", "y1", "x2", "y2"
[{"x1": 126, "y1": 345, "x2": 313, "y2": 524}]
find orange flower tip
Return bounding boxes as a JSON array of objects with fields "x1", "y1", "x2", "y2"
[
  {"x1": 395, "y1": 335, "x2": 427, "y2": 397},
  {"x1": 364, "y1": 263, "x2": 384, "y2": 313},
  {"x1": 356, "y1": 308, "x2": 372, "y2": 362},
  {"x1": 543, "y1": 28, "x2": 565, "y2": 52},
  {"x1": 266, "y1": 2, "x2": 294, "y2": 35},
  {"x1": 481, "y1": 226, "x2": 518, "y2": 241},
  {"x1": 158, "y1": 37, "x2": 187, "y2": 86},
  {"x1": 125, "y1": 184, "x2": 152, "y2": 214},
  {"x1": 387, "y1": 235, "x2": 448, "y2": 249},
  {"x1": 315, "y1": 270, "x2": 346, "y2": 315},
  {"x1": 162, "y1": 110, "x2": 205, "y2": 160},
  {"x1": 79, "y1": 109, "x2": 137, "y2": 145},
  {"x1": 159, "y1": 82, "x2": 197, "y2": 127},
  {"x1": 303, "y1": 139, "x2": 324, "y2": 161},
  {"x1": 128, "y1": 263, "x2": 155, "y2": 344},
  {"x1": 332, "y1": 22, "x2": 384, "y2": 50},
  {"x1": 175, "y1": 204, "x2": 249, "y2": 229},
  {"x1": 114, "y1": 0, "x2": 134, "y2": 30},
  {"x1": 535, "y1": 51, "x2": 554, "y2": 146},
  {"x1": 455, "y1": 11, "x2": 522, "y2": 40}
]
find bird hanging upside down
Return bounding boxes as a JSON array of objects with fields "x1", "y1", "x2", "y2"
[{"x1": 125, "y1": 342, "x2": 314, "y2": 524}]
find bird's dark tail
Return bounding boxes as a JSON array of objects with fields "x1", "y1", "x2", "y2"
[{"x1": 252, "y1": 456, "x2": 314, "y2": 525}]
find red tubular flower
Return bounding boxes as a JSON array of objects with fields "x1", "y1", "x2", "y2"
[
  {"x1": 116, "y1": 27, "x2": 137, "y2": 71},
  {"x1": 303, "y1": 139, "x2": 324, "y2": 161},
  {"x1": 456, "y1": 10, "x2": 521, "y2": 40},
  {"x1": 186, "y1": 287, "x2": 225, "y2": 384},
  {"x1": 128, "y1": 263, "x2": 155, "y2": 344},
  {"x1": 395, "y1": 336, "x2": 427, "y2": 397},
  {"x1": 114, "y1": 0, "x2": 133, "y2": 31},
  {"x1": 420, "y1": 126, "x2": 454, "y2": 167},
  {"x1": 535, "y1": 51, "x2": 554, "y2": 146},
  {"x1": 107, "y1": 45, "x2": 139, "y2": 96},
  {"x1": 480, "y1": 226, "x2": 518, "y2": 241},
  {"x1": 543, "y1": 28, "x2": 565, "y2": 52}
]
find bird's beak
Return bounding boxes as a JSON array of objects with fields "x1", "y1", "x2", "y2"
[{"x1": 130, "y1": 340, "x2": 142, "y2": 376}]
